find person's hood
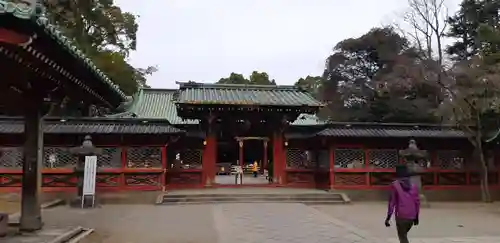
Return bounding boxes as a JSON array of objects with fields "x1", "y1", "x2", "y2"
[{"x1": 398, "y1": 177, "x2": 411, "y2": 191}]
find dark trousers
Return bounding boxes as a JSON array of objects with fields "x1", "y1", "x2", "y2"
[
  {"x1": 253, "y1": 171, "x2": 258, "y2": 177},
  {"x1": 396, "y1": 218, "x2": 413, "y2": 243}
]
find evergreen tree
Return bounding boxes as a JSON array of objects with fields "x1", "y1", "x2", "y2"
[
  {"x1": 446, "y1": 0, "x2": 485, "y2": 60},
  {"x1": 447, "y1": 0, "x2": 500, "y2": 62}
]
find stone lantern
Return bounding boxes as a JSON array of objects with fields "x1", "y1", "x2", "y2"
[
  {"x1": 69, "y1": 135, "x2": 101, "y2": 206},
  {"x1": 399, "y1": 139, "x2": 430, "y2": 207}
]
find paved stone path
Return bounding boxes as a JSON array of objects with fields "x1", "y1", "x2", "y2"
[
  {"x1": 10, "y1": 201, "x2": 500, "y2": 243},
  {"x1": 215, "y1": 175, "x2": 268, "y2": 185},
  {"x1": 3, "y1": 226, "x2": 78, "y2": 243},
  {"x1": 314, "y1": 202, "x2": 500, "y2": 243},
  {"x1": 387, "y1": 236, "x2": 500, "y2": 243},
  {"x1": 213, "y1": 203, "x2": 380, "y2": 243}
]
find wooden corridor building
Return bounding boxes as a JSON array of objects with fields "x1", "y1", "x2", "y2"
[{"x1": 1, "y1": 83, "x2": 496, "y2": 194}]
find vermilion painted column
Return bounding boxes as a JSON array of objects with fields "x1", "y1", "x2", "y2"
[
  {"x1": 203, "y1": 133, "x2": 217, "y2": 186},
  {"x1": 273, "y1": 132, "x2": 285, "y2": 184},
  {"x1": 121, "y1": 148, "x2": 127, "y2": 189},
  {"x1": 238, "y1": 140, "x2": 244, "y2": 167},
  {"x1": 262, "y1": 140, "x2": 268, "y2": 174},
  {"x1": 161, "y1": 146, "x2": 167, "y2": 190},
  {"x1": 329, "y1": 144, "x2": 335, "y2": 190}
]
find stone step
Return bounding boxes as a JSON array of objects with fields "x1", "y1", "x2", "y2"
[
  {"x1": 157, "y1": 192, "x2": 350, "y2": 205},
  {"x1": 161, "y1": 196, "x2": 344, "y2": 202},
  {"x1": 158, "y1": 200, "x2": 347, "y2": 206},
  {"x1": 163, "y1": 193, "x2": 341, "y2": 198},
  {"x1": 8, "y1": 199, "x2": 65, "y2": 226}
]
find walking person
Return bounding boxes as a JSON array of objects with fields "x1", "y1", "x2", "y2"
[
  {"x1": 385, "y1": 164, "x2": 420, "y2": 243},
  {"x1": 267, "y1": 161, "x2": 273, "y2": 183},
  {"x1": 252, "y1": 161, "x2": 259, "y2": 178}
]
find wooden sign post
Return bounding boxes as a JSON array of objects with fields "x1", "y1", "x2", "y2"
[
  {"x1": 234, "y1": 165, "x2": 243, "y2": 185},
  {"x1": 82, "y1": 155, "x2": 97, "y2": 208}
]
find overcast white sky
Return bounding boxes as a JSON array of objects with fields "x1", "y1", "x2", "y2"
[{"x1": 115, "y1": 0, "x2": 461, "y2": 89}]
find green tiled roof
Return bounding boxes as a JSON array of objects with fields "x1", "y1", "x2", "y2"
[
  {"x1": 111, "y1": 87, "x2": 323, "y2": 126},
  {"x1": 317, "y1": 125, "x2": 466, "y2": 138},
  {"x1": 129, "y1": 89, "x2": 198, "y2": 125},
  {"x1": 0, "y1": 1, "x2": 127, "y2": 105},
  {"x1": 0, "y1": 116, "x2": 183, "y2": 134},
  {"x1": 177, "y1": 82, "x2": 324, "y2": 107},
  {"x1": 290, "y1": 114, "x2": 325, "y2": 126}
]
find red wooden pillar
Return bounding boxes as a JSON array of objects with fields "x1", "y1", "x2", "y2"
[
  {"x1": 262, "y1": 140, "x2": 268, "y2": 174},
  {"x1": 120, "y1": 147, "x2": 127, "y2": 189},
  {"x1": 273, "y1": 132, "x2": 285, "y2": 184},
  {"x1": 161, "y1": 146, "x2": 167, "y2": 190},
  {"x1": 203, "y1": 133, "x2": 217, "y2": 186},
  {"x1": 431, "y1": 151, "x2": 438, "y2": 185},
  {"x1": 238, "y1": 140, "x2": 244, "y2": 166},
  {"x1": 497, "y1": 150, "x2": 500, "y2": 187},
  {"x1": 329, "y1": 144, "x2": 335, "y2": 190},
  {"x1": 202, "y1": 114, "x2": 217, "y2": 187},
  {"x1": 364, "y1": 148, "x2": 370, "y2": 186}
]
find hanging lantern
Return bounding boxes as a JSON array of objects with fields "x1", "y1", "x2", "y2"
[
  {"x1": 284, "y1": 141, "x2": 288, "y2": 147},
  {"x1": 203, "y1": 140, "x2": 207, "y2": 146}
]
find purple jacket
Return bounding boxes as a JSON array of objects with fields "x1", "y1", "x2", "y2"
[{"x1": 386, "y1": 178, "x2": 420, "y2": 220}]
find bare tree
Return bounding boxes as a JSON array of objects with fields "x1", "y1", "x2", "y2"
[
  {"x1": 435, "y1": 57, "x2": 500, "y2": 202},
  {"x1": 395, "y1": 0, "x2": 449, "y2": 66}
]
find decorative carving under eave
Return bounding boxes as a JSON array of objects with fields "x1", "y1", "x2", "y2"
[
  {"x1": 85, "y1": 104, "x2": 112, "y2": 117},
  {"x1": 169, "y1": 136, "x2": 181, "y2": 144},
  {"x1": 207, "y1": 112, "x2": 216, "y2": 124},
  {"x1": 242, "y1": 119, "x2": 251, "y2": 131},
  {"x1": 88, "y1": 105, "x2": 99, "y2": 117},
  {"x1": 279, "y1": 116, "x2": 289, "y2": 133}
]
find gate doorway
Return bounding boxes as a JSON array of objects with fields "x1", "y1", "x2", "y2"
[{"x1": 215, "y1": 137, "x2": 271, "y2": 186}]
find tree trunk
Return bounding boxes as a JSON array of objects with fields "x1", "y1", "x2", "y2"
[{"x1": 476, "y1": 139, "x2": 492, "y2": 202}]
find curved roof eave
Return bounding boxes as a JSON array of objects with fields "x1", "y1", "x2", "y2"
[{"x1": 0, "y1": 1, "x2": 127, "y2": 107}]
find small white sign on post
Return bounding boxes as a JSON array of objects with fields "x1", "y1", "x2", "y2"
[
  {"x1": 82, "y1": 155, "x2": 97, "y2": 208},
  {"x1": 234, "y1": 166, "x2": 243, "y2": 184}
]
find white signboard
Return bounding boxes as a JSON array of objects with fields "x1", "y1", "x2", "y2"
[
  {"x1": 82, "y1": 156, "x2": 97, "y2": 207},
  {"x1": 234, "y1": 166, "x2": 243, "y2": 174},
  {"x1": 233, "y1": 166, "x2": 243, "y2": 184}
]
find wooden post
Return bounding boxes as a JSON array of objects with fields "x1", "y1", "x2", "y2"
[
  {"x1": 121, "y1": 148, "x2": 127, "y2": 190},
  {"x1": 329, "y1": 144, "x2": 335, "y2": 190},
  {"x1": 161, "y1": 146, "x2": 167, "y2": 190},
  {"x1": 364, "y1": 148, "x2": 370, "y2": 186},
  {"x1": 238, "y1": 140, "x2": 244, "y2": 167},
  {"x1": 20, "y1": 102, "x2": 43, "y2": 232},
  {"x1": 262, "y1": 140, "x2": 268, "y2": 174},
  {"x1": 202, "y1": 114, "x2": 217, "y2": 186},
  {"x1": 272, "y1": 132, "x2": 284, "y2": 184},
  {"x1": 203, "y1": 133, "x2": 216, "y2": 186}
]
